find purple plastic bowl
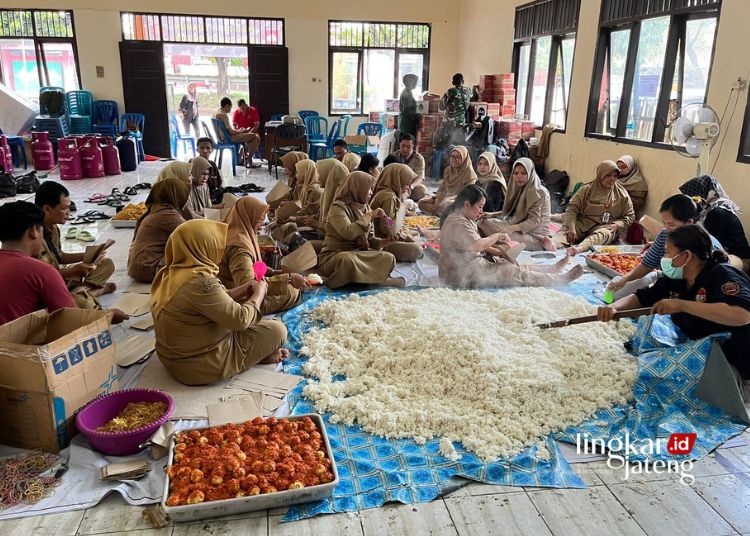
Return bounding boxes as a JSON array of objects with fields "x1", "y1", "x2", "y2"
[{"x1": 75, "y1": 388, "x2": 174, "y2": 456}]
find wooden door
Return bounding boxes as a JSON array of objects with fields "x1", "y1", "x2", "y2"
[{"x1": 249, "y1": 46, "x2": 289, "y2": 124}]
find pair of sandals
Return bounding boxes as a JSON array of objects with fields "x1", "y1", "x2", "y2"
[
  {"x1": 239, "y1": 183, "x2": 265, "y2": 193},
  {"x1": 70, "y1": 210, "x2": 110, "y2": 225},
  {"x1": 65, "y1": 227, "x2": 96, "y2": 242},
  {"x1": 133, "y1": 182, "x2": 151, "y2": 190},
  {"x1": 86, "y1": 188, "x2": 131, "y2": 208}
]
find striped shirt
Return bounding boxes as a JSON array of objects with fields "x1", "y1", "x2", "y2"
[{"x1": 642, "y1": 229, "x2": 724, "y2": 269}]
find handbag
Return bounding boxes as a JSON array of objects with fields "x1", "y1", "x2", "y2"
[
  {"x1": 15, "y1": 171, "x2": 41, "y2": 194},
  {"x1": 0, "y1": 171, "x2": 17, "y2": 198}
]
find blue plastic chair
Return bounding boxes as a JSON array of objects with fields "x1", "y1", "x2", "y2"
[
  {"x1": 120, "y1": 113, "x2": 145, "y2": 161},
  {"x1": 269, "y1": 113, "x2": 283, "y2": 121},
  {"x1": 92, "y1": 100, "x2": 119, "y2": 139},
  {"x1": 298, "y1": 110, "x2": 319, "y2": 122},
  {"x1": 211, "y1": 117, "x2": 240, "y2": 176},
  {"x1": 34, "y1": 86, "x2": 69, "y2": 143},
  {"x1": 304, "y1": 116, "x2": 328, "y2": 160},
  {"x1": 66, "y1": 90, "x2": 93, "y2": 134},
  {"x1": 340, "y1": 114, "x2": 352, "y2": 138},
  {"x1": 0, "y1": 128, "x2": 27, "y2": 169},
  {"x1": 325, "y1": 119, "x2": 343, "y2": 153},
  {"x1": 357, "y1": 122, "x2": 384, "y2": 155},
  {"x1": 169, "y1": 114, "x2": 196, "y2": 158}
]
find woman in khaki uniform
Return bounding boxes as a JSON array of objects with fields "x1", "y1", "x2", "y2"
[
  {"x1": 151, "y1": 220, "x2": 287, "y2": 385},
  {"x1": 553, "y1": 160, "x2": 635, "y2": 256},
  {"x1": 278, "y1": 151, "x2": 309, "y2": 204},
  {"x1": 480, "y1": 158, "x2": 555, "y2": 252},
  {"x1": 218, "y1": 197, "x2": 308, "y2": 315},
  {"x1": 616, "y1": 155, "x2": 648, "y2": 219},
  {"x1": 342, "y1": 152, "x2": 361, "y2": 173},
  {"x1": 128, "y1": 178, "x2": 189, "y2": 283},
  {"x1": 318, "y1": 171, "x2": 403, "y2": 289},
  {"x1": 370, "y1": 164, "x2": 423, "y2": 262},
  {"x1": 270, "y1": 160, "x2": 323, "y2": 244},
  {"x1": 475, "y1": 151, "x2": 507, "y2": 213},
  {"x1": 418, "y1": 146, "x2": 476, "y2": 215},
  {"x1": 440, "y1": 185, "x2": 583, "y2": 288}
]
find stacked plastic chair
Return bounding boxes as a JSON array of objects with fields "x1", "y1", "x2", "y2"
[
  {"x1": 33, "y1": 86, "x2": 69, "y2": 145},
  {"x1": 66, "y1": 90, "x2": 94, "y2": 134},
  {"x1": 92, "y1": 100, "x2": 119, "y2": 138},
  {"x1": 0, "y1": 128, "x2": 28, "y2": 169},
  {"x1": 120, "y1": 113, "x2": 145, "y2": 162},
  {"x1": 169, "y1": 114, "x2": 196, "y2": 158}
]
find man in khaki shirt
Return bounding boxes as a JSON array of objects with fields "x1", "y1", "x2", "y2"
[
  {"x1": 214, "y1": 97, "x2": 261, "y2": 168},
  {"x1": 390, "y1": 134, "x2": 428, "y2": 201}
]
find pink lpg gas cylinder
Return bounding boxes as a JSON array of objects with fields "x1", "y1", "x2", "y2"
[
  {"x1": 31, "y1": 131, "x2": 55, "y2": 171},
  {"x1": 0, "y1": 146, "x2": 7, "y2": 173},
  {"x1": 80, "y1": 136, "x2": 105, "y2": 178},
  {"x1": 0, "y1": 136, "x2": 13, "y2": 173},
  {"x1": 99, "y1": 136, "x2": 121, "y2": 175},
  {"x1": 58, "y1": 138, "x2": 83, "y2": 180}
]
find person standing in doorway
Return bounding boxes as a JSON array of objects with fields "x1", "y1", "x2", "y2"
[
  {"x1": 399, "y1": 74, "x2": 419, "y2": 138},
  {"x1": 179, "y1": 83, "x2": 200, "y2": 137},
  {"x1": 214, "y1": 97, "x2": 261, "y2": 168}
]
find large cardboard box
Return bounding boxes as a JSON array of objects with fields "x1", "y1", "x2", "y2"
[
  {"x1": 521, "y1": 120, "x2": 536, "y2": 140},
  {"x1": 0, "y1": 309, "x2": 118, "y2": 452},
  {"x1": 385, "y1": 99, "x2": 400, "y2": 112},
  {"x1": 479, "y1": 74, "x2": 496, "y2": 89},
  {"x1": 384, "y1": 113, "x2": 399, "y2": 129},
  {"x1": 368, "y1": 112, "x2": 383, "y2": 123}
]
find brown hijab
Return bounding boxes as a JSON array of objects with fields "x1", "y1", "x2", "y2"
[
  {"x1": 319, "y1": 161, "x2": 350, "y2": 224},
  {"x1": 224, "y1": 196, "x2": 268, "y2": 259},
  {"x1": 296, "y1": 159, "x2": 320, "y2": 207},
  {"x1": 316, "y1": 158, "x2": 347, "y2": 189},
  {"x1": 279, "y1": 151, "x2": 309, "y2": 189},
  {"x1": 189, "y1": 157, "x2": 211, "y2": 184},
  {"x1": 342, "y1": 152, "x2": 361, "y2": 172},
  {"x1": 374, "y1": 163, "x2": 416, "y2": 198},
  {"x1": 134, "y1": 177, "x2": 190, "y2": 237},
  {"x1": 333, "y1": 171, "x2": 374, "y2": 220},
  {"x1": 616, "y1": 155, "x2": 648, "y2": 192},
  {"x1": 589, "y1": 160, "x2": 629, "y2": 206},
  {"x1": 502, "y1": 158, "x2": 548, "y2": 225},
  {"x1": 439, "y1": 146, "x2": 476, "y2": 199},
  {"x1": 477, "y1": 151, "x2": 507, "y2": 192}
]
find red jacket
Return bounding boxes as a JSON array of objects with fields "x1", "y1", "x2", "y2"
[{"x1": 232, "y1": 106, "x2": 260, "y2": 130}]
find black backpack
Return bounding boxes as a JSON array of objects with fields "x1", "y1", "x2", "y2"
[
  {"x1": 15, "y1": 171, "x2": 40, "y2": 194},
  {"x1": 543, "y1": 169, "x2": 569, "y2": 194},
  {"x1": 0, "y1": 171, "x2": 16, "y2": 198}
]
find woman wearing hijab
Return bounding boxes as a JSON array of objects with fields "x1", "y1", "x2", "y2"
[
  {"x1": 269, "y1": 160, "x2": 323, "y2": 243},
  {"x1": 616, "y1": 155, "x2": 648, "y2": 219},
  {"x1": 418, "y1": 146, "x2": 477, "y2": 215},
  {"x1": 128, "y1": 178, "x2": 190, "y2": 283},
  {"x1": 370, "y1": 164, "x2": 423, "y2": 262},
  {"x1": 554, "y1": 160, "x2": 635, "y2": 255},
  {"x1": 342, "y1": 152, "x2": 361, "y2": 173},
  {"x1": 277, "y1": 151, "x2": 309, "y2": 204},
  {"x1": 218, "y1": 197, "x2": 308, "y2": 315},
  {"x1": 179, "y1": 83, "x2": 199, "y2": 137},
  {"x1": 475, "y1": 151, "x2": 507, "y2": 213},
  {"x1": 480, "y1": 158, "x2": 555, "y2": 252},
  {"x1": 152, "y1": 220, "x2": 288, "y2": 386},
  {"x1": 156, "y1": 158, "x2": 214, "y2": 219},
  {"x1": 680, "y1": 176, "x2": 750, "y2": 271},
  {"x1": 318, "y1": 172, "x2": 402, "y2": 289},
  {"x1": 440, "y1": 185, "x2": 583, "y2": 288}
]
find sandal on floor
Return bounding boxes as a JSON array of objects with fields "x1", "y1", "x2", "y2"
[
  {"x1": 134, "y1": 182, "x2": 152, "y2": 190},
  {"x1": 77, "y1": 230, "x2": 96, "y2": 242},
  {"x1": 70, "y1": 201, "x2": 77, "y2": 212},
  {"x1": 85, "y1": 194, "x2": 108, "y2": 203},
  {"x1": 240, "y1": 183, "x2": 266, "y2": 193},
  {"x1": 80, "y1": 210, "x2": 111, "y2": 220},
  {"x1": 70, "y1": 216, "x2": 94, "y2": 225},
  {"x1": 123, "y1": 186, "x2": 138, "y2": 196},
  {"x1": 65, "y1": 227, "x2": 80, "y2": 239}
]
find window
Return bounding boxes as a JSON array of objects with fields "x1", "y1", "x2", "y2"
[
  {"x1": 512, "y1": 0, "x2": 580, "y2": 129},
  {"x1": 587, "y1": 0, "x2": 721, "y2": 147},
  {"x1": 0, "y1": 10, "x2": 80, "y2": 106},
  {"x1": 328, "y1": 21, "x2": 430, "y2": 115},
  {"x1": 121, "y1": 13, "x2": 284, "y2": 45}
]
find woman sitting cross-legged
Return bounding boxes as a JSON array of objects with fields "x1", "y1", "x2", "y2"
[{"x1": 151, "y1": 220, "x2": 288, "y2": 386}]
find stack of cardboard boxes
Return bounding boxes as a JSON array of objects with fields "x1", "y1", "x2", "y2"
[
  {"x1": 416, "y1": 113, "x2": 441, "y2": 161},
  {"x1": 477, "y1": 73, "x2": 517, "y2": 119}
]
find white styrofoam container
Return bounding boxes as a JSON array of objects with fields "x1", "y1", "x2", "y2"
[
  {"x1": 161, "y1": 413, "x2": 338, "y2": 523},
  {"x1": 111, "y1": 219, "x2": 137, "y2": 228}
]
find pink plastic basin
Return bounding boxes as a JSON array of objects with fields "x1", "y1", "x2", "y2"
[{"x1": 75, "y1": 388, "x2": 174, "y2": 456}]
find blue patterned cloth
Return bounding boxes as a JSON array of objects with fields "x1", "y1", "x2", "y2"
[{"x1": 281, "y1": 286, "x2": 746, "y2": 521}]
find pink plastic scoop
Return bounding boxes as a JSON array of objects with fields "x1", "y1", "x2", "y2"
[{"x1": 252, "y1": 260, "x2": 268, "y2": 282}]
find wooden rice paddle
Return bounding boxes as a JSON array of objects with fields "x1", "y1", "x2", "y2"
[{"x1": 536, "y1": 308, "x2": 652, "y2": 330}]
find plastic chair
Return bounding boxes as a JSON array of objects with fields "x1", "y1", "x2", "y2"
[
  {"x1": 92, "y1": 100, "x2": 119, "y2": 139},
  {"x1": 325, "y1": 119, "x2": 343, "y2": 155},
  {"x1": 269, "y1": 123, "x2": 306, "y2": 179},
  {"x1": 211, "y1": 117, "x2": 241, "y2": 176},
  {"x1": 269, "y1": 113, "x2": 283, "y2": 121},
  {"x1": 0, "y1": 128, "x2": 28, "y2": 169},
  {"x1": 298, "y1": 110, "x2": 319, "y2": 122},
  {"x1": 120, "y1": 113, "x2": 145, "y2": 162},
  {"x1": 66, "y1": 90, "x2": 93, "y2": 134},
  {"x1": 34, "y1": 86, "x2": 69, "y2": 143},
  {"x1": 169, "y1": 114, "x2": 196, "y2": 158},
  {"x1": 38, "y1": 86, "x2": 66, "y2": 117},
  {"x1": 357, "y1": 122, "x2": 384, "y2": 155},
  {"x1": 304, "y1": 116, "x2": 328, "y2": 161},
  {"x1": 340, "y1": 114, "x2": 352, "y2": 138}
]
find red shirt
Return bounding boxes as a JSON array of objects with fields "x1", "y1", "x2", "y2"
[
  {"x1": 0, "y1": 250, "x2": 75, "y2": 325},
  {"x1": 232, "y1": 106, "x2": 260, "y2": 130}
]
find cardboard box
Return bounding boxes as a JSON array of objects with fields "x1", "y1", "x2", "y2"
[
  {"x1": 493, "y1": 88, "x2": 516, "y2": 103},
  {"x1": 481, "y1": 90, "x2": 495, "y2": 102},
  {"x1": 487, "y1": 103, "x2": 501, "y2": 117},
  {"x1": 501, "y1": 104, "x2": 517, "y2": 117},
  {"x1": 521, "y1": 120, "x2": 536, "y2": 139},
  {"x1": 385, "y1": 99, "x2": 400, "y2": 112},
  {"x1": 384, "y1": 113, "x2": 398, "y2": 129},
  {"x1": 368, "y1": 112, "x2": 383, "y2": 123},
  {"x1": 479, "y1": 74, "x2": 496, "y2": 89},
  {"x1": 493, "y1": 73, "x2": 514, "y2": 85},
  {"x1": 496, "y1": 119, "x2": 522, "y2": 141},
  {"x1": 416, "y1": 101, "x2": 430, "y2": 115},
  {"x1": 345, "y1": 134, "x2": 380, "y2": 149},
  {"x1": 0, "y1": 308, "x2": 118, "y2": 452}
]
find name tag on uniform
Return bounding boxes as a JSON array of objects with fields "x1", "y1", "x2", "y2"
[{"x1": 602, "y1": 212, "x2": 611, "y2": 224}]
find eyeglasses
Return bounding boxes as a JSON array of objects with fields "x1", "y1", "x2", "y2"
[{"x1": 450, "y1": 155, "x2": 462, "y2": 161}]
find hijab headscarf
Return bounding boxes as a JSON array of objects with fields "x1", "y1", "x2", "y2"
[
  {"x1": 502, "y1": 158, "x2": 547, "y2": 225},
  {"x1": 186, "y1": 83, "x2": 198, "y2": 117},
  {"x1": 319, "y1": 161, "x2": 350, "y2": 224},
  {"x1": 477, "y1": 151, "x2": 507, "y2": 190},
  {"x1": 190, "y1": 157, "x2": 211, "y2": 184},
  {"x1": 679, "y1": 175, "x2": 741, "y2": 217},
  {"x1": 224, "y1": 196, "x2": 268, "y2": 259},
  {"x1": 374, "y1": 163, "x2": 416, "y2": 198},
  {"x1": 134, "y1": 177, "x2": 190, "y2": 237},
  {"x1": 587, "y1": 160, "x2": 629, "y2": 206},
  {"x1": 342, "y1": 152, "x2": 361, "y2": 172},
  {"x1": 296, "y1": 159, "x2": 320, "y2": 207},
  {"x1": 439, "y1": 146, "x2": 477, "y2": 199},
  {"x1": 156, "y1": 161, "x2": 191, "y2": 185},
  {"x1": 616, "y1": 155, "x2": 648, "y2": 192},
  {"x1": 151, "y1": 220, "x2": 227, "y2": 318},
  {"x1": 316, "y1": 158, "x2": 347, "y2": 189},
  {"x1": 333, "y1": 171, "x2": 374, "y2": 220},
  {"x1": 279, "y1": 151, "x2": 308, "y2": 189}
]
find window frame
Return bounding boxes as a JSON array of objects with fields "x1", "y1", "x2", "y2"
[
  {"x1": 120, "y1": 12, "x2": 285, "y2": 46},
  {"x1": 0, "y1": 9, "x2": 82, "y2": 93},
  {"x1": 512, "y1": 32, "x2": 577, "y2": 130},
  {"x1": 327, "y1": 19, "x2": 431, "y2": 117},
  {"x1": 585, "y1": 7, "x2": 721, "y2": 151}
]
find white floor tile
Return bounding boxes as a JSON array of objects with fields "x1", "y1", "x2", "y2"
[
  {"x1": 444, "y1": 493, "x2": 552, "y2": 536},
  {"x1": 360, "y1": 501, "x2": 457, "y2": 536},
  {"x1": 692, "y1": 473, "x2": 750, "y2": 533},
  {"x1": 0, "y1": 510, "x2": 84, "y2": 536},
  {"x1": 268, "y1": 511, "x2": 362, "y2": 536}
]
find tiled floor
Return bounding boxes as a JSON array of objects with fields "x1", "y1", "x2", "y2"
[{"x1": 2, "y1": 157, "x2": 750, "y2": 535}]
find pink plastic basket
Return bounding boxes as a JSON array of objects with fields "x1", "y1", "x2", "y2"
[{"x1": 75, "y1": 388, "x2": 174, "y2": 456}]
